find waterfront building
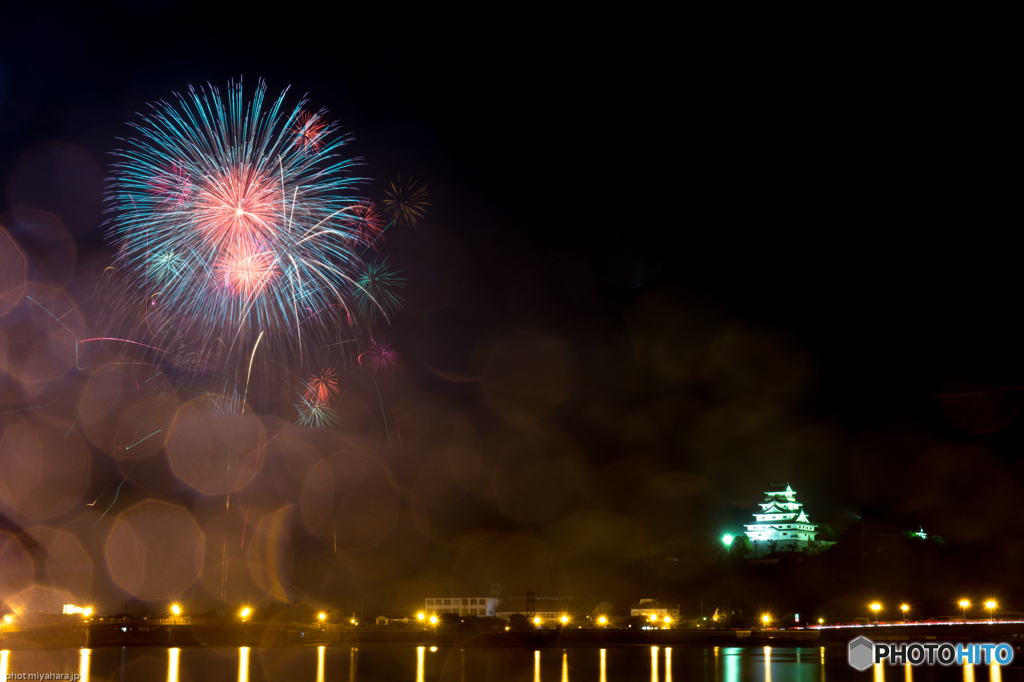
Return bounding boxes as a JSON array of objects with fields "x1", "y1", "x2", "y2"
[
  {"x1": 423, "y1": 596, "x2": 499, "y2": 618},
  {"x1": 744, "y1": 483, "x2": 818, "y2": 552},
  {"x1": 629, "y1": 599, "x2": 679, "y2": 619}
]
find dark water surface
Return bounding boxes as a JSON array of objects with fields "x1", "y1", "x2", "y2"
[{"x1": 1, "y1": 645, "x2": 1022, "y2": 681}]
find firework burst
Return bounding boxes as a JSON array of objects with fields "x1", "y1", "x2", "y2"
[
  {"x1": 294, "y1": 396, "x2": 341, "y2": 428},
  {"x1": 358, "y1": 341, "x2": 401, "y2": 374},
  {"x1": 346, "y1": 200, "x2": 384, "y2": 249},
  {"x1": 102, "y1": 78, "x2": 395, "y2": 407},
  {"x1": 291, "y1": 111, "x2": 327, "y2": 154},
  {"x1": 383, "y1": 176, "x2": 429, "y2": 228},
  {"x1": 355, "y1": 258, "x2": 405, "y2": 322},
  {"x1": 302, "y1": 368, "x2": 339, "y2": 404}
]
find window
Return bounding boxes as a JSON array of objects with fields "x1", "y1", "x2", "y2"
[
  {"x1": 471, "y1": 598, "x2": 477, "y2": 605},
  {"x1": 444, "y1": 599, "x2": 451, "y2": 606},
  {"x1": 462, "y1": 599, "x2": 469, "y2": 606}
]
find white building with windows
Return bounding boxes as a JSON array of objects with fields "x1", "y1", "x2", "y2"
[
  {"x1": 744, "y1": 483, "x2": 818, "y2": 551},
  {"x1": 423, "y1": 596, "x2": 499, "y2": 618}
]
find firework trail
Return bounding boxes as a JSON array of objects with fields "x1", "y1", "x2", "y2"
[{"x1": 103, "y1": 78, "x2": 392, "y2": 408}]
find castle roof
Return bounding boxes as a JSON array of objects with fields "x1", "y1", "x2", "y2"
[{"x1": 758, "y1": 502, "x2": 800, "y2": 513}]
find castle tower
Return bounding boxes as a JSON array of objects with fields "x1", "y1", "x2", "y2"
[{"x1": 744, "y1": 483, "x2": 818, "y2": 552}]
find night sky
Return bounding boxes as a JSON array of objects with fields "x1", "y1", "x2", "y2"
[{"x1": 1, "y1": 4, "x2": 1020, "y2": 617}]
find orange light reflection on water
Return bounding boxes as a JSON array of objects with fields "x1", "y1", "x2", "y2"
[
  {"x1": 80, "y1": 648, "x2": 90, "y2": 682},
  {"x1": 167, "y1": 647, "x2": 179, "y2": 682},
  {"x1": 238, "y1": 646, "x2": 249, "y2": 682}
]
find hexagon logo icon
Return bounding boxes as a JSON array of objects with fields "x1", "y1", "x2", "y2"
[{"x1": 848, "y1": 636, "x2": 874, "y2": 671}]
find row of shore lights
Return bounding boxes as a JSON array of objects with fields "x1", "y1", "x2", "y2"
[
  {"x1": 866, "y1": 600, "x2": 997, "y2": 623},
  {"x1": 414, "y1": 613, "x2": 662, "y2": 627},
  {"x1": 749, "y1": 599, "x2": 1000, "y2": 628},
  {"x1": 51, "y1": 599, "x2": 1000, "y2": 628},
  {"x1": 174, "y1": 605, "x2": 346, "y2": 625}
]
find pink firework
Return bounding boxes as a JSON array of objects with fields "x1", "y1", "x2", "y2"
[
  {"x1": 292, "y1": 111, "x2": 327, "y2": 153},
  {"x1": 358, "y1": 341, "x2": 401, "y2": 374},
  {"x1": 302, "y1": 368, "x2": 339, "y2": 404},
  {"x1": 194, "y1": 166, "x2": 282, "y2": 248}
]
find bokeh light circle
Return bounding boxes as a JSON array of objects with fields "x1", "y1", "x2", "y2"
[{"x1": 105, "y1": 499, "x2": 204, "y2": 599}]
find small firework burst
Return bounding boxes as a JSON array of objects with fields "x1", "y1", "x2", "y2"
[
  {"x1": 383, "y1": 175, "x2": 429, "y2": 228},
  {"x1": 291, "y1": 110, "x2": 328, "y2": 153},
  {"x1": 149, "y1": 250, "x2": 188, "y2": 283},
  {"x1": 358, "y1": 340, "x2": 401, "y2": 374},
  {"x1": 302, "y1": 368, "x2": 339, "y2": 404},
  {"x1": 346, "y1": 200, "x2": 384, "y2": 249},
  {"x1": 295, "y1": 396, "x2": 341, "y2": 428},
  {"x1": 355, "y1": 258, "x2": 406, "y2": 322}
]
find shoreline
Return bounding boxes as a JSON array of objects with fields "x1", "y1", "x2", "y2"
[{"x1": 3, "y1": 623, "x2": 1023, "y2": 652}]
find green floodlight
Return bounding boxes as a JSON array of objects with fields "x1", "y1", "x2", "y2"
[{"x1": 722, "y1": 534, "x2": 734, "y2": 546}]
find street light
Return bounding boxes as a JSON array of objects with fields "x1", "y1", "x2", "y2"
[
  {"x1": 240, "y1": 607, "x2": 251, "y2": 621},
  {"x1": 663, "y1": 616, "x2": 672, "y2": 626},
  {"x1": 818, "y1": 618, "x2": 824, "y2": 625},
  {"x1": 900, "y1": 604, "x2": 908, "y2": 622},
  {"x1": 533, "y1": 617, "x2": 541, "y2": 627},
  {"x1": 762, "y1": 614, "x2": 771, "y2": 627},
  {"x1": 171, "y1": 604, "x2": 181, "y2": 617},
  {"x1": 959, "y1": 600, "x2": 969, "y2": 623},
  {"x1": 560, "y1": 615, "x2": 569, "y2": 625},
  {"x1": 417, "y1": 612, "x2": 426, "y2": 622},
  {"x1": 870, "y1": 603, "x2": 881, "y2": 624},
  {"x1": 429, "y1": 615, "x2": 438, "y2": 625},
  {"x1": 985, "y1": 601, "x2": 996, "y2": 621},
  {"x1": 597, "y1": 616, "x2": 607, "y2": 626}
]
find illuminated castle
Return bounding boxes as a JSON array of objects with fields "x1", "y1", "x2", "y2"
[{"x1": 744, "y1": 483, "x2": 818, "y2": 552}]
